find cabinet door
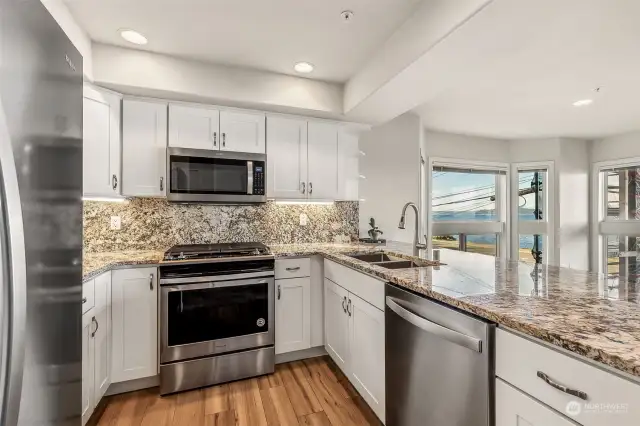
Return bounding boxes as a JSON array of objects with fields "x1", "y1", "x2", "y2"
[
  {"x1": 307, "y1": 121, "x2": 338, "y2": 200},
  {"x1": 83, "y1": 86, "x2": 121, "y2": 197},
  {"x1": 81, "y1": 310, "x2": 95, "y2": 426},
  {"x1": 267, "y1": 116, "x2": 308, "y2": 199},
  {"x1": 324, "y1": 278, "x2": 349, "y2": 372},
  {"x1": 122, "y1": 100, "x2": 167, "y2": 197},
  {"x1": 111, "y1": 267, "x2": 158, "y2": 383},
  {"x1": 168, "y1": 104, "x2": 219, "y2": 150},
  {"x1": 220, "y1": 110, "x2": 266, "y2": 153},
  {"x1": 93, "y1": 272, "x2": 111, "y2": 405},
  {"x1": 348, "y1": 294, "x2": 385, "y2": 422},
  {"x1": 275, "y1": 278, "x2": 311, "y2": 354},
  {"x1": 496, "y1": 379, "x2": 575, "y2": 426},
  {"x1": 337, "y1": 128, "x2": 360, "y2": 201}
]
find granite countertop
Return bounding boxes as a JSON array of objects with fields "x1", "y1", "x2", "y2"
[{"x1": 83, "y1": 242, "x2": 640, "y2": 380}]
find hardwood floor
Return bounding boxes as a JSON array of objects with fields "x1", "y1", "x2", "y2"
[{"x1": 93, "y1": 356, "x2": 383, "y2": 426}]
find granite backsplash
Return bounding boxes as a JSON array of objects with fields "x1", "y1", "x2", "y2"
[{"x1": 83, "y1": 199, "x2": 359, "y2": 253}]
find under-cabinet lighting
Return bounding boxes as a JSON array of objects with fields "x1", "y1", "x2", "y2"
[
  {"x1": 275, "y1": 200, "x2": 334, "y2": 205},
  {"x1": 82, "y1": 196, "x2": 128, "y2": 203}
]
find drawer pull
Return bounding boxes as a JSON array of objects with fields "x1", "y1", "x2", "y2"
[
  {"x1": 285, "y1": 267, "x2": 300, "y2": 272},
  {"x1": 537, "y1": 371, "x2": 588, "y2": 400},
  {"x1": 82, "y1": 297, "x2": 87, "y2": 304}
]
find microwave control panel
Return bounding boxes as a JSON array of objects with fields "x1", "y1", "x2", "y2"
[{"x1": 253, "y1": 164, "x2": 265, "y2": 195}]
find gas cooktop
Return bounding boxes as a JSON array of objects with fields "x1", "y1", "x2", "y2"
[{"x1": 163, "y1": 242, "x2": 272, "y2": 262}]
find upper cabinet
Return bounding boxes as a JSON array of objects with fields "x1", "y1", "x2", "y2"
[
  {"x1": 83, "y1": 86, "x2": 122, "y2": 197},
  {"x1": 168, "y1": 104, "x2": 265, "y2": 153},
  {"x1": 122, "y1": 99, "x2": 168, "y2": 197},
  {"x1": 267, "y1": 116, "x2": 308, "y2": 199},
  {"x1": 307, "y1": 121, "x2": 338, "y2": 200},
  {"x1": 168, "y1": 104, "x2": 219, "y2": 150},
  {"x1": 337, "y1": 127, "x2": 361, "y2": 201},
  {"x1": 220, "y1": 110, "x2": 266, "y2": 153}
]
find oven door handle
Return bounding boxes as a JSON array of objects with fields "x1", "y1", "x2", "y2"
[{"x1": 162, "y1": 278, "x2": 272, "y2": 292}]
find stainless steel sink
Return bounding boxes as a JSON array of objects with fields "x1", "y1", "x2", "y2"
[
  {"x1": 372, "y1": 260, "x2": 420, "y2": 269},
  {"x1": 347, "y1": 253, "x2": 396, "y2": 263}
]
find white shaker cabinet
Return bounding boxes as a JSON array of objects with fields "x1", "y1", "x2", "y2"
[
  {"x1": 348, "y1": 293, "x2": 385, "y2": 421},
  {"x1": 307, "y1": 121, "x2": 338, "y2": 200},
  {"x1": 220, "y1": 110, "x2": 266, "y2": 153},
  {"x1": 111, "y1": 267, "x2": 158, "y2": 383},
  {"x1": 81, "y1": 309, "x2": 95, "y2": 426},
  {"x1": 496, "y1": 379, "x2": 575, "y2": 426},
  {"x1": 267, "y1": 116, "x2": 308, "y2": 199},
  {"x1": 168, "y1": 104, "x2": 220, "y2": 150},
  {"x1": 83, "y1": 85, "x2": 122, "y2": 197},
  {"x1": 122, "y1": 99, "x2": 167, "y2": 197},
  {"x1": 337, "y1": 128, "x2": 360, "y2": 201},
  {"x1": 275, "y1": 277, "x2": 311, "y2": 354},
  {"x1": 324, "y1": 278, "x2": 350, "y2": 372}
]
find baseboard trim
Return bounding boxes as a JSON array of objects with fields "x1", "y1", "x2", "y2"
[
  {"x1": 276, "y1": 346, "x2": 327, "y2": 364},
  {"x1": 106, "y1": 375, "x2": 159, "y2": 396}
]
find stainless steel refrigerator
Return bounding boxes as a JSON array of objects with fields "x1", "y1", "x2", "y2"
[{"x1": 0, "y1": 0, "x2": 83, "y2": 424}]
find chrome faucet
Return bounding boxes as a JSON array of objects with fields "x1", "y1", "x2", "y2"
[{"x1": 398, "y1": 202, "x2": 427, "y2": 257}]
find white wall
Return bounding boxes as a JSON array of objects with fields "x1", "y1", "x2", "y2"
[
  {"x1": 40, "y1": 0, "x2": 93, "y2": 80},
  {"x1": 92, "y1": 44, "x2": 344, "y2": 117},
  {"x1": 359, "y1": 113, "x2": 422, "y2": 243},
  {"x1": 591, "y1": 130, "x2": 640, "y2": 163},
  {"x1": 423, "y1": 129, "x2": 509, "y2": 161}
]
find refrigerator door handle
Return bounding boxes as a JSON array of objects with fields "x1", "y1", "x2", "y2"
[
  {"x1": 386, "y1": 296, "x2": 482, "y2": 353},
  {"x1": 0, "y1": 101, "x2": 28, "y2": 426}
]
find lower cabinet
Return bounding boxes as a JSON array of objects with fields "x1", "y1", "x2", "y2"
[
  {"x1": 324, "y1": 277, "x2": 385, "y2": 422},
  {"x1": 111, "y1": 267, "x2": 158, "y2": 383},
  {"x1": 496, "y1": 379, "x2": 575, "y2": 426},
  {"x1": 81, "y1": 272, "x2": 111, "y2": 426},
  {"x1": 275, "y1": 277, "x2": 311, "y2": 354}
]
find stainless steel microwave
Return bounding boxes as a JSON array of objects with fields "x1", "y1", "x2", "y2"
[{"x1": 166, "y1": 148, "x2": 266, "y2": 203}]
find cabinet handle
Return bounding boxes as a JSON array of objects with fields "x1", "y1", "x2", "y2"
[
  {"x1": 160, "y1": 177, "x2": 164, "y2": 191},
  {"x1": 347, "y1": 298, "x2": 352, "y2": 316},
  {"x1": 222, "y1": 133, "x2": 226, "y2": 147},
  {"x1": 277, "y1": 285, "x2": 281, "y2": 300},
  {"x1": 301, "y1": 182, "x2": 306, "y2": 194},
  {"x1": 91, "y1": 316, "x2": 99, "y2": 338},
  {"x1": 285, "y1": 267, "x2": 300, "y2": 272},
  {"x1": 82, "y1": 297, "x2": 87, "y2": 304},
  {"x1": 537, "y1": 371, "x2": 588, "y2": 400},
  {"x1": 213, "y1": 132, "x2": 217, "y2": 147},
  {"x1": 342, "y1": 296, "x2": 347, "y2": 313},
  {"x1": 149, "y1": 274, "x2": 154, "y2": 291},
  {"x1": 309, "y1": 182, "x2": 313, "y2": 195},
  {"x1": 112, "y1": 174, "x2": 118, "y2": 190}
]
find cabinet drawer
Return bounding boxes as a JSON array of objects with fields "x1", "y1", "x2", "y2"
[
  {"x1": 83, "y1": 279, "x2": 95, "y2": 314},
  {"x1": 324, "y1": 260, "x2": 385, "y2": 310},
  {"x1": 496, "y1": 328, "x2": 640, "y2": 426},
  {"x1": 275, "y1": 258, "x2": 311, "y2": 279},
  {"x1": 496, "y1": 378, "x2": 575, "y2": 426}
]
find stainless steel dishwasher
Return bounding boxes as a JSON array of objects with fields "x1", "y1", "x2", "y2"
[{"x1": 386, "y1": 284, "x2": 494, "y2": 426}]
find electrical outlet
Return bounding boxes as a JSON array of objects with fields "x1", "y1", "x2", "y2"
[
  {"x1": 299, "y1": 213, "x2": 308, "y2": 226},
  {"x1": 110, "y1": 216, "x2": 121, "y2": 230}
]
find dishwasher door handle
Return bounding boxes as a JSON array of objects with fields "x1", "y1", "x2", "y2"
[{"x1": 386, "y1": 296, "x2": 482, "y2": 353}]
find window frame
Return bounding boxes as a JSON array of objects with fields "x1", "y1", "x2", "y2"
[
  {"x1": 426, "y1": 157, "x2": 510, "y2": 259},
  {"x1": 510, "y1": 161, "x2": 555, "y2": 265},
  {"x1": 591, "y1": 156, "x2": 640, "y2": 274}
]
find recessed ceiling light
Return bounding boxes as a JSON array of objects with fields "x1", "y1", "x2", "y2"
[
  {"x1": 120, "y1": 29, "x2": 148, "y2": 45},
  {"x1": 572, "y1": 99, "x2": 593, "y2": 107},
  {"x1": 294, "y1": 62, "x2": 314, "y2": 74}
]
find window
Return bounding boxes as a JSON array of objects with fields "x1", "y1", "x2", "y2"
[
  {"x1": 593, "y1": 162, "x2": 640, "y2": 289},
  {"x1": 512, "y1": 163, "x2": 554, "y2": 264},
  {"x1": 429, "y1": 161, "x2": 508, "y2": 258}
]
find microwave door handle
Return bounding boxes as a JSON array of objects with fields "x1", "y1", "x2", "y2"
[{"x1": 247, "y1": 161, "x2": 253, "y2": 195}]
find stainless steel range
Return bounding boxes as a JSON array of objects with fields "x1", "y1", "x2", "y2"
[{"x1": 159, "y1": 242, "x2": 275, "y2": 395}]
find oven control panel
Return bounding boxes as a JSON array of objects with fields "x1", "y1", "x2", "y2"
[{"x1": 253, "y1": 164, "x2": 265, "y2": 195}]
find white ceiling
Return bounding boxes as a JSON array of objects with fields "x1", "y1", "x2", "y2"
[
  {"x1": 413, "y1": 0, "x2": 640, "y2": 140},
  {"x1": 63, "y1": 0, "x2": 422, "y2": 83}
]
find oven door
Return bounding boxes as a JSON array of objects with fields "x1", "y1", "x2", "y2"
[
  {"x1": 167, "y1": 147, "x2": 266, "y2": 203},
  {"x1": 160, "y1": 276, "x2": 275, "y2": 364}
]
